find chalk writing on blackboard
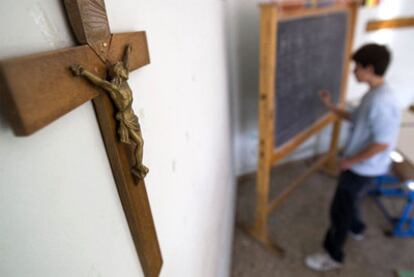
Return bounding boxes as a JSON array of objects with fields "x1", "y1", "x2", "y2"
[{"x1": 275, "y1": 12, "x2": 348, "y2": 147}]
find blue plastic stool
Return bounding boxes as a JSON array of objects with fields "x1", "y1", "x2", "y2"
[{"x1": 369, "y1": 174, "x2": 414, "y2": 237}]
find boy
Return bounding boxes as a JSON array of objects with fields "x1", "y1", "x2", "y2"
[{"x1": 305, "y1": 43, "x2": 401, "y2": 271}]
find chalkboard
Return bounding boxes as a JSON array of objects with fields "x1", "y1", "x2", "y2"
[{"x1": 275, "y1": 12, "x2": 348, "y2": 147}]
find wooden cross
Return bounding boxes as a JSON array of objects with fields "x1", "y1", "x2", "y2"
[{"x1": 0, "y1": 0, "x2": 162, "y2": 276}]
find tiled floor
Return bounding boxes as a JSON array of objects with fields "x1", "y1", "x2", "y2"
[{"x1": 232, "y1": 159, "x2": 414, "y2": 277}]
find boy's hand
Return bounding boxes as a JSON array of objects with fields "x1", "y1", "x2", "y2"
[
  {"x1": 339, "y1": 158, "x2": 353, "y2": 170},
  {"x1": 319, "y1": 90, "x2": 333, "y2": 109}
]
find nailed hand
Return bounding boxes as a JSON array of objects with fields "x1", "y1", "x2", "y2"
[{"x1": 69, "y1": 64, "x2": 84, "y2": 76}]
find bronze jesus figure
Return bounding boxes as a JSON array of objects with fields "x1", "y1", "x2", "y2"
[{"x1": 70, "y1": 44, "x2": 149, "y2": 180}]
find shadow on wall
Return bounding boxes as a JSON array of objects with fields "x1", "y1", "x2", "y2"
[
  {"x1": 0, "y1": 115, "x2": 8, "y2": 131},
  {"x1": 229, "y1": 3, "x2": 261, "y2": 175},
  {"x1": 0, "y1": 94, "x2": 11, "y2": 131},
  {"x1": 236, "y1": 6, "x2": 260, "y2": 136}
]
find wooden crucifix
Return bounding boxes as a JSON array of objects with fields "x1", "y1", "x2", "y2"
[{"x1": 0, "y1": 0, "x2": 162, "y2": 276}]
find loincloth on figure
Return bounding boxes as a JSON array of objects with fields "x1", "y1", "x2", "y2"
[{"x1": 116, "y1": 109, "x2": 141, "y2": 144}]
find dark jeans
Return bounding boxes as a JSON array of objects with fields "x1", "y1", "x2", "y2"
[{"x1": 323, "y1": 170, "x2": 373, "y2": 263}]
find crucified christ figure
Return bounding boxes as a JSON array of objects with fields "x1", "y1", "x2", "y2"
[{"x1": 70, "y1": 44, "x2": 149, "y2": 181}]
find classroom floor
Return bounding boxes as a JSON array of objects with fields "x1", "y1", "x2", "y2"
[{"x1": 232, "y1": 158, "x2": 414, "y2": 277}]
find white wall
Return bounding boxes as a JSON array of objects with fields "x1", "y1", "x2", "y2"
[
  {"x1": 348, "y1": 0, "x2": 414, "y2": 107},
  {"x1": 229, "y1": 0, "x2": 414, "y2": 176},
  {"x1": 0, "y1": 1, "x2": 235, "y2": 277},
  {"x1": 398, "y1": 110, "x2": 414, "y2": 161}
]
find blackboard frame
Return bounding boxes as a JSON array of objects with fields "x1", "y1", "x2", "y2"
[
  {"x1": 246, "y1": 2, "x2": 358, "y2": 254},
  {"x1": 266, "y1": 5, "x2": 352, "y2": 160}
]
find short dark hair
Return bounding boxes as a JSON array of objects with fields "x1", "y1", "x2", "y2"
[{"x1": 351, "y1": 43, "x2": 391, "y2": 76}]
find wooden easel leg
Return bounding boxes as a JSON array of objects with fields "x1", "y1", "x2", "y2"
[
  {"x1": 323, "y1": 119, "x2": 341, "y2": 177},
  {"x1": 240, "y1": 151, "x2": 285, "y2": 256},
  {"x1": 239, "y1": 222, "x2": 285, "y2": 257},
  {"x1": 243, "y1": 4, "x2": 285, "y2": 257}
]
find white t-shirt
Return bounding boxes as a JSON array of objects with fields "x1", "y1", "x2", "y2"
[{"x1": 343, "y1": 83, "x2": 401, "y2": 176}]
